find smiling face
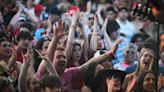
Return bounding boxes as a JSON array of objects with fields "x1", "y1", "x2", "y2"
[
  {"x1": 139, "y1": 50, "x2": 154, "y2": 71},
  {"x1": 143, "y1": 73, "x2": 155, "y2": 92}
]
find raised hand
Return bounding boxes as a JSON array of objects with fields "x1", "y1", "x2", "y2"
[
  {"x1": 110, "y1": 40, "x2": 122, "y2": 55},
  {"x1": 53, "y1": 20, "x2": 66, "y2": 38},
  {"x1": 101, "y1": 17, "x2": 109, "y2": 32},
  {"x1": 107, "y1": 76, "x2": 121, "y2": 92},
  {"x1": 86, "y1": 1, "x2": 91, "y2": 13},
  {"x1": 35, "y1": 49, "x2": 50, "y2": 62},
  {"x1": 106, "y1": 76, "x2": 115, "y2": 92},
  {"x1": 22, "y1": 47, "x2": 33, "y2": 62},
  {"x1": 16, "y1": 1, "x2": 25, "y2": 10}
]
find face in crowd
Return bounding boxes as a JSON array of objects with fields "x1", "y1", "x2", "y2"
[
  {"x1": 28, "y1": 76, "x2": 41, "y2": 92},
  {"x1": 0, "y1": 40, "x2": 12, "y2": 59},
  {"x1": 42, "y1": 40, "x2": 51, "y2": 52},
  {"x1": 106, "y1": 77, "x2": 121, "y2": 92},
  {"x1": 139, "y1": 48, "x2": 155, "y2": 71},
  {"x1": 72, "y1": 43, "x2": 82, "y2": 62},
  {"x1": 123, "y1": 44, "x2": 137, "y2": 63},
  {"x1": 143, "y1": 72, "x2": 155, "y2": 92},
  {"x1": 97, "y1": 36, "x2": 104, "y2": 50},
  {"x1": 88, "y1": 14, "x2": 94, "y2": 27},
  {"x1": 118, "y1": 9, "x2": 129, "y2": 20},
  {"x1": 53, "y1": 48, "x2": 67, "y2": 74}
]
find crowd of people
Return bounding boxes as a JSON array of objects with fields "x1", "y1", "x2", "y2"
[{"x1": 0, "y1": 0, "x2": 164, "y2": 92}]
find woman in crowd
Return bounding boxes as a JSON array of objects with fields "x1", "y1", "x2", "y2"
[
  {"x1": 133, "y1": 71, "x2": 156, "y2": 92},
  {"x1": 0, "y1": 0, "x2": 163, "y2": 92},
  {"x1": 122, "y1": 39, "x2": 157, "y2": 92}
]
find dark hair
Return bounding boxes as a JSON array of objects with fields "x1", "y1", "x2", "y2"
[
  {"x1": 134, "y1": 71, "x2": 155, "y2": 92},
  {"x1": 140, "y1": 38, "x2": 157, "y2": 56},
  {"x1": 106, "y1": 6, "x2": 116, "y2": 13},
  {"x1": 84, "y1": 62, "x2": 101, "y2": 88},
  {"x1": 67, "y1": 42, "x2": 85, "y2": 67},
  {"x1": 33, "y1": 37, "x2": 51, "y2": 72},
  {"x1": 118, "y1": 7, "x2": 129, "y2": 12},
  {"x1": 40, "y1": 75, "x2": 61, "y2": 89},
  {"x1": 106, "y1": 20, "x2": 120, "y2": 36},
  {"x1": 0, "y1": 31, "x2": 12, "y2": 42},
  {"x1": 50, "y1": 6, "x2": 62, "y2": 16},
  {"x1": 91, "y1": 69, "x2": 126, "y2": 92},
  {"x1": 131, "y1": 33, "x2": 146, "y2": 43},
  {"x1": 16, "y1": 31, "x2": 33, "y2": 41},
  {"x1": 20, "y1": 22, "x2": 34, "y2": 32}
]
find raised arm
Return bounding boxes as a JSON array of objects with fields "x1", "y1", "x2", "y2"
[
  {"x1": 8, "y1": 6, "x2": 22, "y2": 28},
  {"x1": 65, "y1": 10, "x2": 79, "y2": 60},
  {"x1": 36, "y1": 50, "x2": 59, "y2": 78},
  {"x1": 17, "y1": 1, "x2": 39, "y2": 23},
  {"x1": 84, "y1": 1, "x2": 91, "y2": 16},
  {"x1": 102, "y1": 18, "x2": 113, "y2": 51},
  {"x1": 18, "y1": 48, "x2": 33, "y2": 92},
  {"x1": 96, "y1": 5, "x2": 104, "y2": 26},
  {"x1": 90, "y1": 15, "x2": 98, "y2": 51},
  {"x1": 79, "y1": 40, "x2": 121, "y2": 76},
  {"x1": 37, "y1": 20, "x2": 65, "y2": 77},
  {"x1": 81, "y1": 25, "x2": 89, "y2": 61}
]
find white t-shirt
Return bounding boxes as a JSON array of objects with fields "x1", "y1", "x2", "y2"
[{"x1": 116, "y1": 18, "x2": 136, "y2": 42}]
